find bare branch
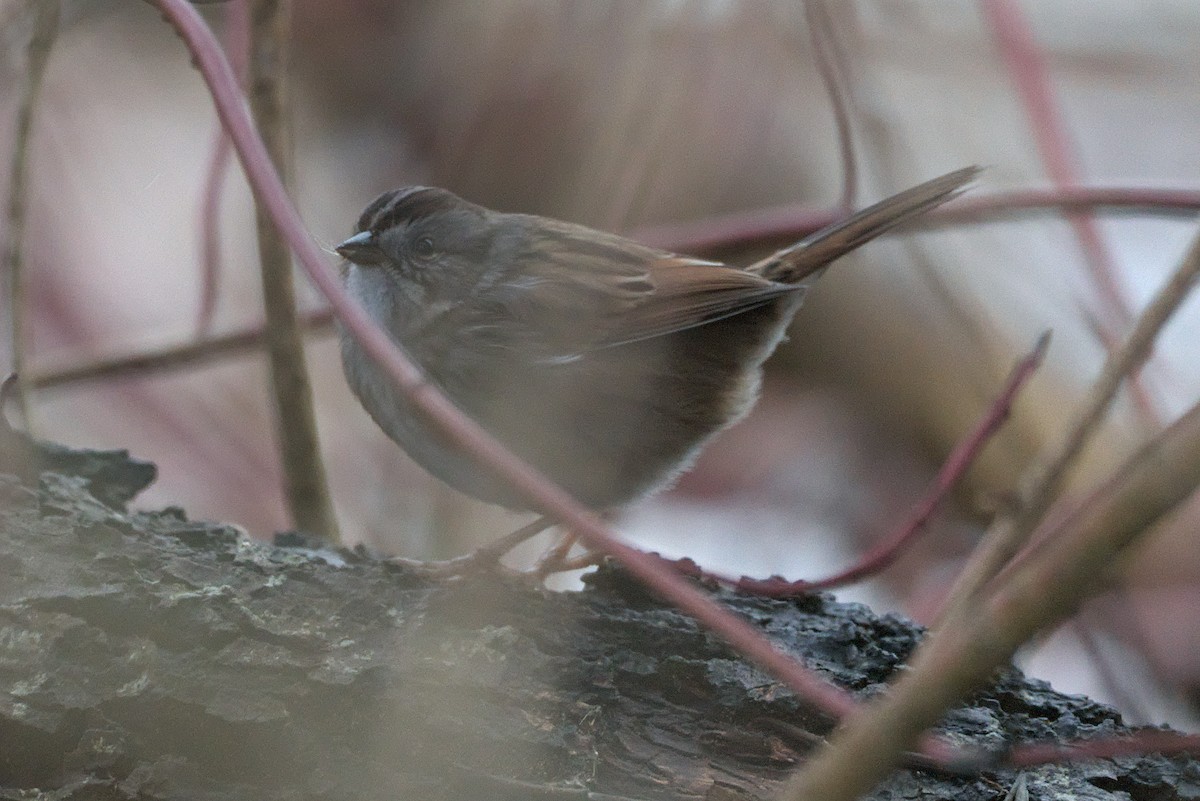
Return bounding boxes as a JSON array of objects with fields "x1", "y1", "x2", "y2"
[
  {"x1": 769, "y1": 332, "x2": 1047, "y2": 593},
  {"x1": 151, "y1": 0, "x2": 860, "y2": 722},
  {"x1": 634, "y1": 186, "x2": 1200, "y2": 258},
  {"x1": 194, "y1": 0, "x2": 251, "y2": 336},
  {"x1": 662, "y1": 334, "x2": 1049, "y2": 595},
  {"x1": 804, "y1": 0, "x2": 856, "y2": 211},
  {"x1": 1005, "y1": 730, "x2": 1200, "y2": 767},
  {"x1": 980, "y1": 0, "x2": 1158, "y2": 421},
  {"x1": 28, "y1": 310, "x2": 332, "y2": 392}
]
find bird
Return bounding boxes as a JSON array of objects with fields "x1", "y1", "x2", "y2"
[{"x1": 335, "y1": 167, "x2": 978, "y2": 516}]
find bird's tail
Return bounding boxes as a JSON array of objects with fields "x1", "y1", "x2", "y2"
[{"x1": 751, "y1": 166, "x2": 981, "y2": 284}]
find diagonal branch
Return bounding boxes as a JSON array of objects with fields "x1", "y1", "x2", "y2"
[
  {"x1": 666, "y1": 333, "x2": 1048, "y2": 595},
  {"x1": 194, "y1": 0, "x2": 250, "y2": 337},
  {"x1": 634, "y1": 186, "x2": 1200, "y2": 257},
  {"x1": 767, "y1": 332, "x2": 1048, "y2": 592},
  {"x1": 150, "y1": 0, "x2": 861, "y2": 724}
]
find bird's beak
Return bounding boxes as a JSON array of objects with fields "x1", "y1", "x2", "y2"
[{"x1": 335, "y1": 231, "x2": 386, "y2": 265}]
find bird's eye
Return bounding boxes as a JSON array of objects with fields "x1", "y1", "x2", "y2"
[{"x1": 412, "y1": 236, "x2": 437, "y2": 260}]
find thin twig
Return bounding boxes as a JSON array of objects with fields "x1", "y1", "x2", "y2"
[
  {"x1": 980, "y1": 0, "x2": 1157, "y2": 421},
  {"x1": 737, "y1": 332, "x2": 1048, "y2": 594},
  {"x1": 937, "y1": 224, "x2": 1200, "y2": 622},
  {"x1": 153, "y1": 0, "x2": 861, "y2": 723},
  {"x1": 633, "y1": 186, "x2": 1200, "y2": 257},
  {"x1": 650, "y1": 334, "x2": 1047, "y2": 596},
  {"x1": 932, "y1": 188, "x2": 1200, "y2": 225},
  {"x1": 3, "y1": 0, "x2": 60, "y2": 432},
  {"x1": 1004, "y1": 730, "x2": 1200, "y2": 767},
  {"x1": 195, "y1": 0, "x2": 251, "y2": 336},
  {"x1": 247, "y1": 0, "x2": 338, "y2": 541},
  {"x1": 980, "y1": 0, "x2": 1126, "y2": 316},
  {"x1": 803, "y1": 0, "x2": 856, "y2": 211},
  {"x1": 28, "y1": 309, "x2": 333, "y2": 392}
]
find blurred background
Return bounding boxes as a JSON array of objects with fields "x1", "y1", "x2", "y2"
[{"x1": 2, "y1": 0, "x2": 1200, "y2": 729}]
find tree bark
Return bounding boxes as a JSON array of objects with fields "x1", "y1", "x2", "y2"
[{"x1": 1, "y1": 431, "x2": 1196, "y2": 800}]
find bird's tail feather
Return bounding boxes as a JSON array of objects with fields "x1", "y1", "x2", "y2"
[{"x1": 752, "y1": 166, "x2": 981, "y2": 284}]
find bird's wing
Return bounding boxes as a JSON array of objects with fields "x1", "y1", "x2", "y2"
[
  {"x1": 476, "y1": 219, "x2": 796, "y2": 362},
  {"x1": 587, "y1": 255, "x2": 797, "y2": 349}
]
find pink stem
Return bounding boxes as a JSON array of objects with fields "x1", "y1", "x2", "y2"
[
  {"x1": 152, "y1": 0, "x2": 858, "y2": 723},
  {"x1": 980, "y1": 0, "x2": 1157, "y2": 418},
  {"x1": 635, "y1": 186, "x2": 1200, "y2": 257},
  {"x1": 193, "y1": 0, "x2": 250, "y2": 337},
  {"x1": 663, "y1": 334, "x2": 1048, "y2": 595}
]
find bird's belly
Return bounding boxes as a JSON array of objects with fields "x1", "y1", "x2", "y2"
[{"x1": 340, "y1": 302, "x2": 790, "y2": 511}]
